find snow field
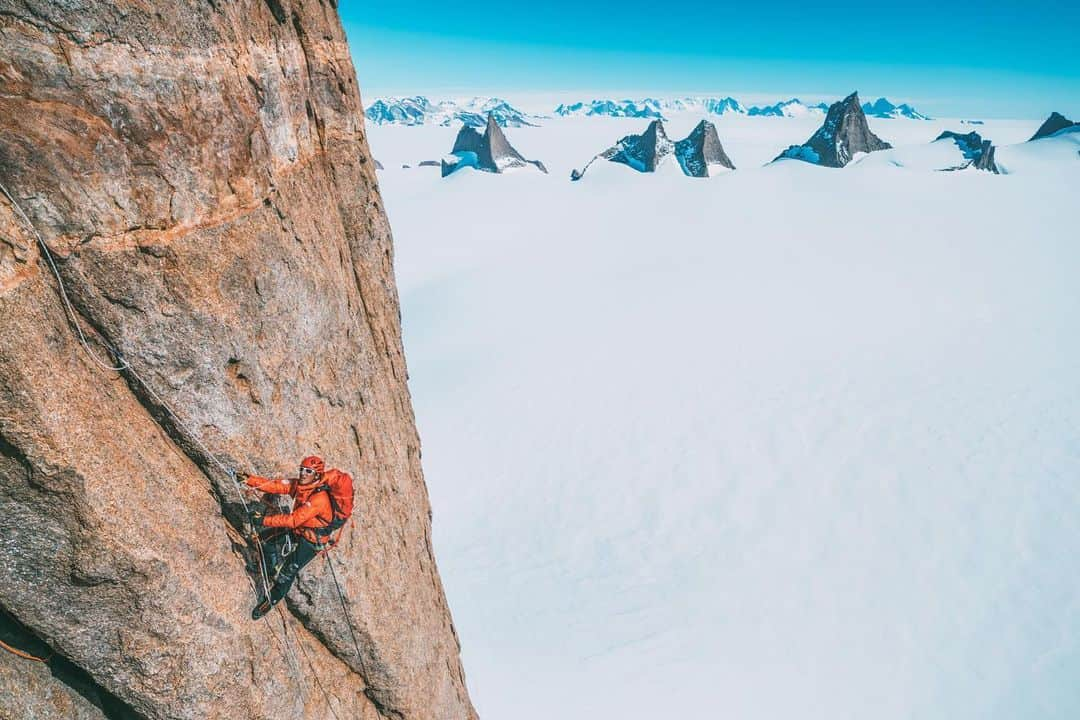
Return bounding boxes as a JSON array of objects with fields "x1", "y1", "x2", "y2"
[{"x1": 370, "y1": 114, "x2": 1080, "y2": 720}]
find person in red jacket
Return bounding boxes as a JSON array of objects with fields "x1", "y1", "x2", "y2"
[{"x1": 240, "y1": 455, "x2": 333, "y2": 619}]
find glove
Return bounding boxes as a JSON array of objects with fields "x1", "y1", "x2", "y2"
[
  {"x1": 248, "y1": 506, "x2": 266, "y2": 525},
  {"x1": 236, "y1": 471, "x2": 251, "y2": 483}
]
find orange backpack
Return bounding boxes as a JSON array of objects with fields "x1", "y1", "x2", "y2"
[{"x1": 312, "y1": 468, "x2": 354, "y2": 546}]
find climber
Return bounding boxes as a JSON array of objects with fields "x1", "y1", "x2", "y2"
[{"x1": 239, "y1": 455, "x2": 354, "y2": 620}]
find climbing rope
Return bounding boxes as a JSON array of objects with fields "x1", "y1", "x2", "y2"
[
  {"x1": 277, "y1": 605, "x2": 346, "y2": 720},
  {"x1": 2, "y1": 179, "x2": 367, "y2": 713},
  {"x1": 0, "y1": 180, "x2": 128, "y2": 373},
  {"x1": 0, "y1": 180, "x2": 270, "y2": 599},
  {"x1": 0, "y1": 637, "x2": 52, "y2": 663},
  {"x1": 326, "y1": 553, "x2": 367, "y2": 672}
]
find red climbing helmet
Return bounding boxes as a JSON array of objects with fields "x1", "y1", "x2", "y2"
[{"x1": 300, "y1": 455, "x2": 325, "y2": 476}]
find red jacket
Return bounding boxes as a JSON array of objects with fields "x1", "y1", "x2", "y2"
[{"x1": 245, "y1": 474, "x2": 332, "y2": 545}]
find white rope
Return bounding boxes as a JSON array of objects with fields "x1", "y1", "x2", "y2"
[
  {"x1": 1, "y1": 179, "x2": 343, "y2": 708},
  {"x1": 0, "y1": 179, "x2": 269, "y2": 599},
  {"x1": 0, "y1": 180, "x2": 128, "y2": 372}
]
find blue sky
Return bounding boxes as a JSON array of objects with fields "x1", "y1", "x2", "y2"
[{"x1": 341, "y1": 0, "x2": 1080, "y2": 118}]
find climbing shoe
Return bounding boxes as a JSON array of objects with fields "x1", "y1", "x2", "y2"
[{"x1": 251, "y1": 597, "x2": 274, "y2": 620}]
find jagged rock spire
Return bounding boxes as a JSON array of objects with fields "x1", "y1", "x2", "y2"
[
  {"x1": 1029, "y1": 112, "x2": 1079, "y2": 141},
  {"x1": 607, "y1": 119, "x2": 674, "y2": 172},
  {"x1": 776, "y1": 91, "x2": 892, "y2": 167},
  {"x1": 675, "y1": 120, "x2": 735, "y2": 176},
  {"x1": 575, "y1": 119, "x2": 737, "y2": 180},
  {"x1": 442, "y1": 112, "x2": 547, "y2": 176}
]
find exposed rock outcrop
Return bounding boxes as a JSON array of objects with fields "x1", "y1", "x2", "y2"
[
  {"x1": 571, "y1": 119, "x2": 673, "y2": 180},
  {"x1": 572, "y1": 119, "x2": 736, "y2": 180},
  {"x1": 776, "y1": 91, "x2": 892, "y2": 167},
  {"x1": 675, "y1": 120, "x2": 736, "y2": 176},
  {"x1": 1, "y1": 608, "x2": 137, "y2": 720},
  {"x1": 1029, "y1": 112, "x2": 1079, "y2": 141},
  {"x1": 935, "y1": 131, "x2": 999, "y2": 173},
  {"x1": 0, "y1": 2, "x2": 476, "y2": 720},
  {"x1": 441, "y1": 114, "x2": 547, "y2": 176}
]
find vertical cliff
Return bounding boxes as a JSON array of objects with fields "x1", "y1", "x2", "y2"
[{"x1": 0, "y1": 2, "x2": 476, "y2": 719}]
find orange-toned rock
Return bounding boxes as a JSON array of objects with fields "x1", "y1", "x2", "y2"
[{"x1": 0, "y1": 2, "x2": 475, "y2": 719}]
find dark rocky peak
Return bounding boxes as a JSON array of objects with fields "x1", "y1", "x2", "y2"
[
  {"x1": 1029, "y1": 112, "x2": 1079, "y2": 141},
  {"x1": 451, "y1": 125, "x2": 484, "y2": 155},
  {"x1": 442, "y1": 113, "x2": 547, "y2": 176},
  {"x1": 485, "y1": 113, "x2": 527, "y2": 166},
  {"x1": 776, "y1": 91, "x2": 892, "y2": 167},
  {"x1": 571, "y1": 119, "x2": 675, "y2": 180},
  {"x1": 674, "y1": 120, "x2": 736, "y2": 177},
  {"x1": 607, "y1": 119, "x2": 674, "y2": 172}
]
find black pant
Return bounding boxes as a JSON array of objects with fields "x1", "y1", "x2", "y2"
[{"x1": 259, "y1": 532, "x2": 319, "y2": 605}]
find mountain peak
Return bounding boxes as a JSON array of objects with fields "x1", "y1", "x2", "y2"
[
  {"x1": 572, "y1": 119, "x2": 737, "y2": 179},
  {"x1": 675, "y1": 120, "x2": 736, "y2": 177},
  {"x1": 442, "y1": 114, "x2": 547, "y2": 176},
  {"x1": 1029, "y1": 111, "x2": 1079, "y2": 141},
  {"x1": 776, "y1": 90, "x2": 891, "y2": 167}
]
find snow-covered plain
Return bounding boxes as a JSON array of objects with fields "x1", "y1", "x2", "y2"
[{"x1": 368, "y1": 113, "x2": 1080, "y2": 720}]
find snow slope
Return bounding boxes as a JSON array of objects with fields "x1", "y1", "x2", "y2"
[{"x1": 369, "y1": 113, "x2": 1080, "y2": 720}]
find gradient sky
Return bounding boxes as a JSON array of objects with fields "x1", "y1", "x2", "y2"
[{"x1": 341, "y1": 1, "x2": 1080, "y2": 118}]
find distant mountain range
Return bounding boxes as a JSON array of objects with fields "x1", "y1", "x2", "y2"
[
  {"x1": 557, "y1": 96, "x2": 930, "y2": 120},
  {"x1": 367, "y1": 95, "x2": 930, "y2": 126},
  {"x1": 554, "y1": 97, "x2": 750, "y2": 118},
  {"x1": 746, "y1": 99, "x2": 831, "y2": 117},
  {"x1": 555, "y1": 97, "x2": 828, "y2": 119},
  {"x1": 861, "y1": 97, "x2": 931, "y2": 120},
  {"x1": 365, "y1": 96, "x2": 540, "y2": 127}
]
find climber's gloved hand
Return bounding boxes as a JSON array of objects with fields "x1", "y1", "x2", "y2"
[
  {"x1": 248, "y1": 506, "x2": 266, "y2": 525},
  {"x1": 236, "y1": 470, "x2": 251, "y2": 483}
]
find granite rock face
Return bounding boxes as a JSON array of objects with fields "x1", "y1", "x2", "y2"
[
  {"x1": 441, "y1": 114, "x2": 547, "y2": 176},
  {"x1": 675, "y1": 120, "x2": 736, "y2": 176},
  {"x1": 1029, "y1": 112, "x2": 1078, "y2": 141},
  {"x1": 777, "y1": 91, "x2": 892, "y2": 167},
  {"x1": 0, "y1": 2, "x2": 476, "y2": 719}
]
